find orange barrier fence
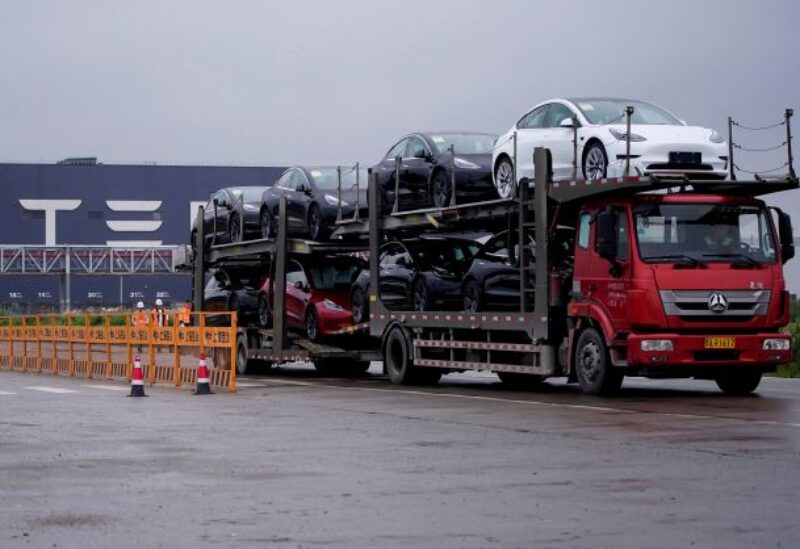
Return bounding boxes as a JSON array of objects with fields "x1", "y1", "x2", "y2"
[{"x1": 0, "y1": 312, "x2": 238, "y2": 393}]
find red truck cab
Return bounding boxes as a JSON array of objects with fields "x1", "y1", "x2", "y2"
[{"x1": 567, "y1": 191, "x2": 794, "y2": 395}]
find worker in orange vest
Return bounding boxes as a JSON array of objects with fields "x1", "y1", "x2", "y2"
[
  {"x1": 178, "y1": 302, "x2": 192, "y2": 327},
  {"x1": 132, "y1": 301, "x2": 149, "y2": 326},
  {"x1": 132, "y1": 301, "x2": 149, "y2": 352}
]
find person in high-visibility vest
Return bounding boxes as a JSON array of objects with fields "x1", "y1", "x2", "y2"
[
  {"x1": 132, "y1": 301, "x2": 149, "y2": 326},
  {"x1": 178, "y1": 302, "x2": 192, "y2": 327},
  {"x1": 132, "y1": 301, "x2": 148, "y2": 352},
  {"x1": 151, "y1": 298, "x2": 168, "y2": 327}
]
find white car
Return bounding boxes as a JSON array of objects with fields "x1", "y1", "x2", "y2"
[{"x1": 491, "y1": 97, "x2": 728, "y2": 198}]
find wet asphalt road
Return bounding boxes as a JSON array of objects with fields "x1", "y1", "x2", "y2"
[{"x1": 0, "y1": 365, "x2": 798, "y2": 549}]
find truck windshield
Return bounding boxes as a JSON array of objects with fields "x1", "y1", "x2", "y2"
[{"x1": 634, "y1": 203, "x2": 776, "y2": 265}]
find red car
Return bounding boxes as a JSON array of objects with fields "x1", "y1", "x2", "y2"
[{"x1": 258, "y1": 255, "x2": 365, "y2": 340}]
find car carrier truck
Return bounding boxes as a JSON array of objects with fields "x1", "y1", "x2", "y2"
[{"x1": 191, "y1": 147, "x2": 797, "y2": 396}]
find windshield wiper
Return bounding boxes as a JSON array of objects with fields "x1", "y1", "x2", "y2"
[
  {"x1": 646, "y1": 254, "x2": 707, "y2": 268},
  {"x1": 701, "y1": 253, "x2": 762, "y2": 267}
]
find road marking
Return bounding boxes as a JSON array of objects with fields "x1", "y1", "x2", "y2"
[
  {"x1": 82, "y1": 384, "x2": 129, "y2": 392},
  {"x1": 258, "y1": 378, "x2": 800, "y2": 429},
  {"x1": 26, "y1": 386, "x2": 79, "y2": 394},
  {"x1": 235, "y1": 383, "x2": 267, "y2": 388},
  {"x1": 0, "y1": 390, "x2": 17, "y2": 395}
]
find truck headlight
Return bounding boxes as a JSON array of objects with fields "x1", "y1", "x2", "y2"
[
  {"x1": 762, "y1": 338, "x2": 790, "y2": 351},
  {"x1": 322, "y1": 299, "x2": 344, "y2": 312},
  {"x1": 641, "y1": 339, "x2": 673, "y2": 352}
]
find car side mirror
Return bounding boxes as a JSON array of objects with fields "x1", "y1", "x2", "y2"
[
  {"x1": 559, "y1": 117, "x2": 576, "y2": 128},
  {"x1": 776, "y1": 208, "x2": 795, "y2": 263},
  {"x1": 413, "y1": 149, "x2": 428, "y2": 159},
  {"x1": 595, "y1": 207, "x2": 619, "y2": 263}
]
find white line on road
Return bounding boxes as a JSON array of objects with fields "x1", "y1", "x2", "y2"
[
  {"x1": 0, "y1": 390, "x2": 17, "y2": 395},
  {"x1": 257, "y1": 378, "x2": 800, "y2": 429},
  {"x1": 82, "y1": 384, "x2": 130, "y2": 392},
  {"x1": 235, "y1": 383, "x2": 268, "y2": 388},
  {"x1": 26, "y1": 386, "x2": 79, "y2": 394}
]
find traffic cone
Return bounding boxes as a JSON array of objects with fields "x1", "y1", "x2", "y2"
[
  {"x1": 128, "y1": 355, "x2": 147, "y2": 397},
  {"x1": 193, "y1": 352, "x2": 213, "y2": 395}
]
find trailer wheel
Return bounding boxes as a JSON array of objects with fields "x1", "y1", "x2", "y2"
[
  {"x1": 574, "y1": 328, "x2": 623, "y2": 396},
  {"x1": 715, "y1": 370, "x2": 762, "y2": 395},
  {"x1": 235, "y1": 334, "x2": 251, "y2": 375},
  {"x1": 497, "y1": 371, "x2": 546, "y2": 389},
  {"x1": 384, "y1": 326, "x2": 441, "y2": 385},
  {"x1": 306, "y1": 307, "x2": 320, "y2": 341}
]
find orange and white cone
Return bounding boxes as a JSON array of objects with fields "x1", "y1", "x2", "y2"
[
  {"x1": 193, "y1": 353, "x2": 213, "y2": 395},
  {"x1": 128, "y1": 355, "x2": 147, "y2": 397}
]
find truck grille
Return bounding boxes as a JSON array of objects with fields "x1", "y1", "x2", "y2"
[{"x1": 660, "y1": 289, "x2": 770, "y2": 320}]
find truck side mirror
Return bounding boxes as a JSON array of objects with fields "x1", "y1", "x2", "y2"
[
  {"x1": 776, "y1": 209, "x2": 795, "y2": 264},
  {"x1": 595, "y1": 207, "x2": 618, "y2": 263}
]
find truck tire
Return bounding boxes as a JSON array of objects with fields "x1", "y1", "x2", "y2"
[
  {"x1": 715, "y1": 370, "x2": 762, "y2": 395},
  {"x1": 497, "y1": 371, "x2": 546, "y2": 389},
  {"x1": 235, "y1": 334, "x2": 251, "y2": 375},
  {"x1": 383, "y1": 326, "x2": 441, "y2": 385},
  {"x1": 574, "y1": 328, "x2": 623, "y2": 396}
]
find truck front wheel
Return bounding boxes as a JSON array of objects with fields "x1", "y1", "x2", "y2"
[
  {"x1": 715, "y1": 370, "x2": 762, "y2": 395},
  {"x1": 574, "y1": 328, "x2": 623, "y2": 396}
]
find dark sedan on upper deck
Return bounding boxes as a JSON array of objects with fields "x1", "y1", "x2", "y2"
[
  {"x1": 191, "y1": 186, "x2": 268, "y2": 252},
  {"x1": 372, "y1": 132, "x2": 499, "y2": 212}
]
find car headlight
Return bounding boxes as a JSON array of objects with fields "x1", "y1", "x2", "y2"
[
  {"x1": 324, "y1": 194, "x2": 348, "y2": 207},
  {"x1": 709, "y1": 130, "x2": 725, "y2": 144},
  {"x1": 640, "y1": 339, "x2": 674, "y2": 352},
  {"x1": 762, "y1": 338, "x2": 790, "y2": 351},
  {"x1": 609, "y1": 128, "x2": 647, "y2": 142},
  {"x1": 453, "y1": 157, "x2": 481, "y2": 169},
  {"x1": 322, "y1": 299, "x2": 344, "y2": 312}
]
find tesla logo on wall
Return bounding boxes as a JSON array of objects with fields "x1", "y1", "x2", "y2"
[
  {"x1": 708, "y1": 292, "x2": 729, "y2": 313},
  {"x1": 17, "y1": 199, "x2": 206, "y2": 246}
]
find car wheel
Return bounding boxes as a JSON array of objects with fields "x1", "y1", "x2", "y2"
[
  {"x1": 494, "y1": 156, "x2": 516, "y2": 199},
  {"x1": 305, "y1": 306, "x2": 320, "y2": 341},
  {"x1": 260, "y1": 208, "x2": 274, "y2": 239},
  {"x1": 411, "y1": 279, "x2": 430, "y2": 311},
  {"x1": 351, "y1": 286, "x2": 368, "y2": 324},
  {"x1": 715, "y1": 370, "x2": 762, "y2": 395},
  {"x1": 574, "y1": 328, "x2": 623, "y2": 395},
  {"x1": 432, "y1": 170, "x2": 451, "y2": 208},
  {"x1": 257, "y1": 294, "x2": 271, "y2": 328},
  {"x1": 308, "y1": 205, "x2": 325, "y2": 241},
  {"x1": 229, "y1": 214, "x2": 241, "y2": 243},
  {"x1": 582, "y1": 142, "x2": 608, "y2": 181},
  {"x1": 463, "y1": 279, "x2": 482, "y2": 313},
  {"x1": 235, "y1": 334, "x2": 251, "y2": 376}
]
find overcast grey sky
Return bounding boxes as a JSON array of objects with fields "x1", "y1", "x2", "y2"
[{"x1": 1, "y1": 0, "x2": 799, "y2": 282}]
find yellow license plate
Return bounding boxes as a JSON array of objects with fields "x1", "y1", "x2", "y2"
[{"x1": 704, "y1": 337, "x2": 736, "y2": 349}]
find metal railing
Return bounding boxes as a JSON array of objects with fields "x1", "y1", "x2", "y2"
[
  {"x1": 0, "y1": 245, "x2": 185, "y2": 275},
  {"x1": 728, "y1": 109, "x2": 795, "y2": 180}
]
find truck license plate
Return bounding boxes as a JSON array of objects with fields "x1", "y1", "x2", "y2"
[{"x1": 704, "y1": 337, "x2": 736, "y2": 349}]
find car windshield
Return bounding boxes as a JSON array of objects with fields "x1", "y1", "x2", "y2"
[
  {"x1": 635, "y1": 202, "x2": 777, "y2": 264},
  {"x1": 428, "y1": 133, "x2": 497, "y2": 155},
  {"x1": 306, "y1": 258, "x2": 363, "y2": 290},
  {"x1": 408, "y1": 239, "x2": 480, "y2": 269},
  {"x1": 308, "y1": 167, "x2": 370, "y2": 190},
  {"x1": 574, "y1": 99, "x2": 682, "y2": 125},
  {"x1": 231, "y1": 187, "x2": 266, "y2": 202}
]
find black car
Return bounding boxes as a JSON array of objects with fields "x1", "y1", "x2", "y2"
[
  {"x1": 350, "y1": 236, "x2": 482, "y2": 321},
  {"x1": 372, "y1": 132, "x2": 499, "y2": 212},
  {"x1": 202, "y1": 269, "x2": 263, "y2": 326},
  {"x1": 192, "y1": 186, "x2": 267, "y2": 251},
  {"x1": 462, "y1": 231, "x2": 536, "y2": 312},
  {"x1": 260, "y1": 166, "x2": 368, "y2": 241}
]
